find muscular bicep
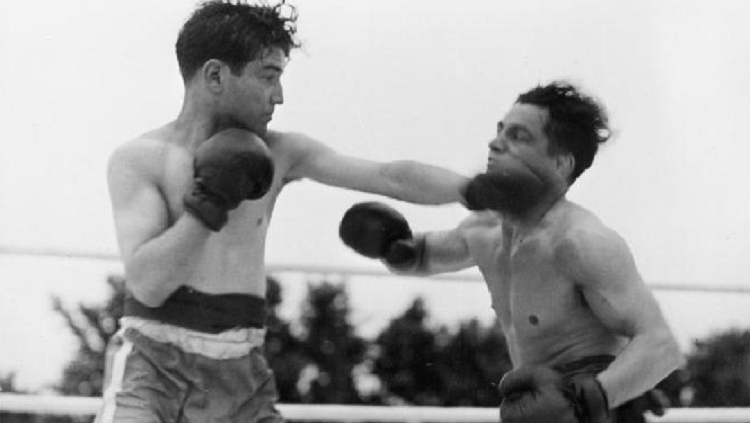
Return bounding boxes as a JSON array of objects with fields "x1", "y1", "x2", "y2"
[
  {"x1": 107, "y1": 149, "x2": 169, "y2": 265},
  {"x1": 560, "y1": 229, "x2": 669, "y2": 338},
  {"x1": 294, "y1": 140, "x2": 399, "y2": 193},
  {"x1": 284, "y1": 133, "x2": 465, "y2": 204}
]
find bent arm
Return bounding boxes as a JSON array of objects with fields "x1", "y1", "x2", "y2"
[
  {"x1": 387, "y1": 216, "x2": 478, "y2": 277},
  {"x1": 287, "y1": 134, "x2": 469, "y2": 205},
  {"x1": 561, "y1": 228, "x2": 683, "y2": 408},
  {"x1": 107, "y1": 146, "x2": 210, "y2": 307}
]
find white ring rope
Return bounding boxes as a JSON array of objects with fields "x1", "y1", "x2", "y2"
[
  {"x1": 0, "y1": 394, "x2": 750, "y2": 423},
  {"x1": 1, "y1": 245, "x2": 749, "y2": 294},
  {"x1": 1, "y1": 394, "x2": 750, "y2": 422}
]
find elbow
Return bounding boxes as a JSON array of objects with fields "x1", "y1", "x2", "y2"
[
  {"x1": 124, "y1": 265, "x2": 171, "y2": 308},
  {"x1": 668, "y1": 338, "x2": 686, "y2": 370},
  {"x1": 652, "y1": 327, "x2": 685, "y2": 372},
  {"x1": 126, "y1": 277, "x2": 168, "y2": 308},
  {"x1": 132, "y1": 287, "x2": 169, "y2": 308}
]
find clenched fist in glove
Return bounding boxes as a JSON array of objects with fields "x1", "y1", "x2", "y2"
[
  {"x1": 498, "y1": 366, "x2": 609, "y2": 423},
  {"x1": 183, "y1": 128, "x2": 274, "y2": 231},
  {"x1": 462, "y1": 150, "x2": 567, "y2": 217},
  {"x1": 338, "y1": 202, "x2": 424, "y2": 271}
]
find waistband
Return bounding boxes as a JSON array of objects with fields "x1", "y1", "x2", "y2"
[
  {"x1": 120, "y1": 316, "x2": 266, "y2": 359},
  {"x1": 124, "y1": 286, "x2": 267, "y2": 333}
]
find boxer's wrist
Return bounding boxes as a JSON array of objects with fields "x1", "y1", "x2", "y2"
[
  {"x1": 569, "y1": 376, "x2": 610, "y2": 423},
  {"x1": 384, "y1": 234, "x2": 426, "y2": 273},
  {"x1": 594, "y1": 374, "x2": 613, "y2": 409},
  {"x1": 183, "y1": 189, "x2": 229, "y2": 231},
  {"x1": 181, "y1": 204, "x2": 219, "y2": 234}
]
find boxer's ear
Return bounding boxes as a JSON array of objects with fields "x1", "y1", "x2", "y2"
[
  {"x1": 202, "y1": 59, "x2": 227, "y2": 94},
  {"x1": 555, "y1": 152, "x2": 575, "y2": 183}
]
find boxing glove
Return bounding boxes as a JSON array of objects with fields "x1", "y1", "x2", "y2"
[
  {"x1": 499, "y1": 366, "x2": 609, "y2": 423},
  {"x1": 462, "y1": 159, "x2": 547, "y2": 216},
  {"x1": 339, "y1": 202, "x2": 423, "y2": 271},
  {"x1": 184, "y1": 128, "x2": 274, "y2": 231}
]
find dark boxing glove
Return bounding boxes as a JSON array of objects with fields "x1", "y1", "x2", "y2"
[
  {"x1": 338, "y1": 202, "x2": 423, "y2": 270},
  {"x1": 499, "y1": 366, "x2": 609, "y2": 423},
  {"x1": 183, "y1": 128, "x2": 274, "y2": 231},
  {"x1": 462, "y1": 159, "x2": 547, "y2": 216},
  {"x1": 633, "y1": 388, "x2": 669, "y2": 417}
]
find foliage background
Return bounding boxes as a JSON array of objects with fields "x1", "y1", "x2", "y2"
[{"x1": 1, "y1": 274, "x2": 749, "y2": 422}]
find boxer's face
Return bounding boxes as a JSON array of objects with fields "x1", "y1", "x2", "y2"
[
  {"x1": 221, "y1": 47, "x2": 288, "y2": 136},
  {"x1": 486, "y1": 103, "x2": 556, "y2": 173}
]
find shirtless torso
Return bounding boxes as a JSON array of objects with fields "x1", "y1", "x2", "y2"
[
  {"x1": 461, "y1": 203, "x2": 626, "y2": 368},
  {"x1": 112, "y1": 126, "x2": 300, "y2": 298}
]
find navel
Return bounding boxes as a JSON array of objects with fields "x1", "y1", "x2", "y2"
[{"x1": 528, "y1": 315, "x2": 539, "y2": 325}]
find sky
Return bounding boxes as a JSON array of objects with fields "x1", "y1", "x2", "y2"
[{"x1": 1, "y1": 0, "x2": 750, "y2": 391}]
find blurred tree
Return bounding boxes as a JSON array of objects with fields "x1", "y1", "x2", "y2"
[
  {"x1": 683, "y1": 329, "x2": 750, "y2": 406},
  {"x1": 436, "y1": 318, "x2": 511, "y2": 406},
  {"x1": 0, "y1": 372, "x2": 20, "y2": 393},
  {"x1": 43, "y1": 271, "x2": 750, "y2": 418},
  {"x1": 373, "y1": 299, "x2": 512, "y2": 407},
  {"x1": 263, "y1": 276, "x2": 309, "y2": 403},
  {"x1": 52, "y1": 275, "x2": 125, "y2": 398},
  {"x1": 297, "y1": 282, "x2": 367, "y2": 404},
  {"x1": 0, "y1": 372, "x2": 33, "y2": 423},
  {"x1": 372, "y1": 297, "x2": 443, "y2": 405},
  {"x1": 653, "y1": 368, "x2": 690, "y2": 408}
]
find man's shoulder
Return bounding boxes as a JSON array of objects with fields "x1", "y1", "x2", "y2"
[
  {"x1": 459, "y1": 212, "x2": 502, "y2": 241},
  {"x1": 108, "y1": 130, "x2": 172, "y2": 180},
  {"x1": 553, "y1": 201, "x2": 609, "y2": 234},
  {"x1": 550, "y1": 202, "x2": 624, "y2": 260},
  {"x1": 264, "y1": 129, "x2": 317, "y2": 151},
  {"x1": 264, "y1": 130, "x2": 335, "y2": 181},
  {"x1": 264, "y1": 129, "x2": 335, "y2": 163}
]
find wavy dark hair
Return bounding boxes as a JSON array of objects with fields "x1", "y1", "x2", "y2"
[
  {"x1": 517, "y1": 81, "x2": 611, "y2": 183},
  {"x1": 176, "y1": 0, "x2": 300, "y2": 80}
]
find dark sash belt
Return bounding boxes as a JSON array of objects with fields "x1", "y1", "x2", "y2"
[{"x1": 124, "y1": 286, "x2": 267, "y2": 333}]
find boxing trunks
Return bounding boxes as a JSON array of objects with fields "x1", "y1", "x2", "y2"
[{"x1": 96, "y1": 286, "x2": 284, "y2": 423}]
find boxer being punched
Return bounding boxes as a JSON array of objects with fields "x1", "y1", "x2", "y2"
[
  {"x1": 102, "y1": 2, "x2": 469, "y2": 422},
  {"x1": 340, "y1": 81, "x2": 683, "y2": 423}
]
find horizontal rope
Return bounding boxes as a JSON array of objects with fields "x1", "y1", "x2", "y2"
[
  {"x1": 1, "y1": 394, "x2": 749, "y2": 422},
  {"x1": 1, "y1": 245, "x2": 749, "y2": 294}
]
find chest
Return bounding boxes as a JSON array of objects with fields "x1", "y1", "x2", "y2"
[{"x1": 473, "y1": 227, "x2": 581, "y2": 322}]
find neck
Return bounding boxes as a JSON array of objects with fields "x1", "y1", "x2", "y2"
[
  {"x1": 505, "y1": 190, "x2": 566, "y2": 231},
  {"x1": 172, "y1": 93, "x2": 220, "y2": 149}
]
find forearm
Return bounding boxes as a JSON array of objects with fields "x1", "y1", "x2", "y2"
[
  {"x1": 124, "y1": 213, "x2": 211, "y2": 307},
  {"x1": 597, "y1": 330, "x2": 683, "y2": 408},
  {"x1": 382, "y1": 160, "x2": 469, "y2": 205},
  {"x1": 384, "y1": 232, "x2": 474, "y2": 277}
]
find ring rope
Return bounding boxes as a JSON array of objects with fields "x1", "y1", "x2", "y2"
[{"x1": 1, "y1": 245, "x2": 748, "y2": 294}]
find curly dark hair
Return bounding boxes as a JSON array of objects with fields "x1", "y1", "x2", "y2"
[
  {"x1": 516, "y1": 81, "x2": 611, "y2": 183},
  {"x1": 176, "y1": 0, "x2": 301, "y2": 81}
]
